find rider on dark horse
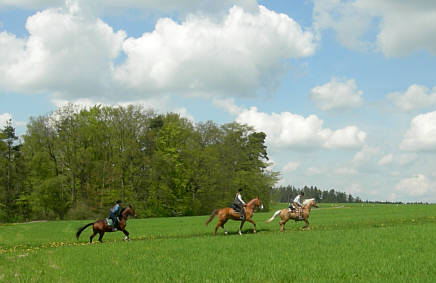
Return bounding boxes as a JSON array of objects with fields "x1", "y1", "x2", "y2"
[
  {"x1": 109, "y1": 200, "x2": 121, "y2": 231},
  {"x1": 234, "y1": 188, "x2": 246, "y2": 220}
]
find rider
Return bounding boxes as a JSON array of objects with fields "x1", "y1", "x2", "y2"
[
  {"x1": 109, "y1": 200, "x2": 121, "y2": 231},
  {"x1": 289, "y1": 192, "x2": 304, "y2": 219},
  {"x1": 234, "y1": 188, "x2": 246, "y2": 220}
]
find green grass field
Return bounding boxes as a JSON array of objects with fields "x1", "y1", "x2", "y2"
[{"x1": 1, "y1": 203, "x2": 436, "y2": 282}]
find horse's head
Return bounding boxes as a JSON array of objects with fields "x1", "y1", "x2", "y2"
[
  {"x1": 122, "y1": 205, "x2": 137, "y2": 218},
  {"x1": 303, "y1": 198, "x2": 318, "y2": 209},
  {"x1": 249, "y1": 197, "x2": 264, "y2": 210}
]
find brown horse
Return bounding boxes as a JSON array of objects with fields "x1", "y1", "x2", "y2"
[
  {"x1": 265, "y1": 198, "x2": 318, "y2": 231},
  {"x1": 205, "y1": 197, "x2": 263, "y2": 235},
  {"x1": 76, "y1": 205, "x2": 136, "y2": 243}
]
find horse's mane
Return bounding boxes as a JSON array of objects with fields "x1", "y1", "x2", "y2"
[
  {"x1": 120, "y1": 207, "x2": 127, "y2": 215},
  {"x1": 302, "y1": 198, "x2": 315, "y2": 207}
]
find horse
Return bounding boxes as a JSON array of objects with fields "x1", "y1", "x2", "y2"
[
  {"x1": 76, "y1": 205, "x2": 136, "y2": 243},
  {"x1": 205, "y1": 197, "x2": 263, "y2": 235},
  {"x1": 265, "y1": 198, "x2": 318, "y2": 231}
]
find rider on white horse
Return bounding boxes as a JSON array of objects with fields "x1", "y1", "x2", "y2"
[{"x1": 289, "y1": 192, "x2": 304, "y2": 218}]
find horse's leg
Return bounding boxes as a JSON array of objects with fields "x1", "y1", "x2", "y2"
[
  {"x1": 90, "y1": 230, "x2": 97, "y2": 243},
  {"x1": 303, "y1": 218, "x2": 310, "y2": 230},
  {"x1": 279, "y1": 215, "x2": 289, "y2": 232},
  {"x1": 214, "y1": 219, "x2": 223, "y2": 236},
  {"x1": 122, "y1": 229, "x2": 130, "y2": 241},
  {"x1": 246, "y1": 218, "x2": 257, "y2": 233},
  {"x1": 98, "y1": 231, "x2": 105, "y2": 242},
  {"x1": 221, "y1": 219, "x2": 229, "y2": 235},
  {"x1": 238, "y1": 220, "x2": 245, "y2": 235}
]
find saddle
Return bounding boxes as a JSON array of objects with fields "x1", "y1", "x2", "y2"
[
  {"x1": 105, "y1": 217, "x2": 119, "y2": 228},
  {"x1": 231, "y1": 203, "x2": 241, "y2": 213}
]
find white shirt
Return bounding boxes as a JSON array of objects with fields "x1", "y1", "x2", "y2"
[
  {"x1": 293, "y1": 195, "x2": 302, "y2": 206},
  {"x1": 237, "y1": 193, "x2": 246, "y2": 205}
]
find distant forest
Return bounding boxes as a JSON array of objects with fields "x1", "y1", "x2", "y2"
[{"x1": 271, "y1": 185, "x2": 362, "y2": 204}]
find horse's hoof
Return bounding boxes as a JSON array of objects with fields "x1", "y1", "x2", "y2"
[
  {"x1": 253, "y1": 230, "x2": 257, "y2": 234},
  {"x1": 238, "y1": 231, "x2": 242, "y2": 236},
  {"x1": 224, "y1": 231, "x2": 228, "y2": 235}
]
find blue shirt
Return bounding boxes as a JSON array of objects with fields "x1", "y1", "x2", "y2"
[{"x1": 110, "y1": 204, "x2": 120, "y2": 215}]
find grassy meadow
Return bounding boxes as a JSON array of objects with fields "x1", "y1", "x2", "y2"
[{"x1": 1, "y1": 203, "x2": 436, "y2": 282}]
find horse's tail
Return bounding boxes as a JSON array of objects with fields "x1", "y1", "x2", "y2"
[
  {"x1": 265, "y1": 210, "x2": 281, "y2": 223},
  {"x1": 76, "y1": 222, "x2": 93, "y2": 240},
  {"x1": 205, "y1": 209, "x2": 219, "y2": 225}
]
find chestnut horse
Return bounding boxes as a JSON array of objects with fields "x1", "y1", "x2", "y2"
[
  {"x1": 76, "y1": 205, "x2": 136, "y2": 243},
  {"x1": 266, "y1": 198, "x2": 318, "y2": 231},
  {"x1": 205, "y1": 197, "x2": 263, "y2": 235}
]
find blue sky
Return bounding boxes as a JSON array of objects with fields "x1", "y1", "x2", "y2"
[{"x1": 1, "y1": 0, "x2": 436, "y2": 202}]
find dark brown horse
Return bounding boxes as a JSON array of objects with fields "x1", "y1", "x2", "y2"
[
  {"x1": 76, "y1": 205, "x2": 136, "y2": 243},
  {"x1": 205, "y1": 197, "x2": 263, "y2": 235},
  {"x1": 265, "y1": 198, "x2": 318, "y2": 231}
]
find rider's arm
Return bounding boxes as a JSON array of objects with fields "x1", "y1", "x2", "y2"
[{"x1": 237, "y1": 194, "x2": 246, "y2": 205}]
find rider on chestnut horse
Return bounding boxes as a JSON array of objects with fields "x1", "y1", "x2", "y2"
[{"x1": 233, "y1": 188, "x2": 246, "y2": 220}]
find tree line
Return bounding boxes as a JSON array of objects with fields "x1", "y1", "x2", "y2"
[
  {"x1": 0, "y1": 104, "x2": 279, "y2": 222},
  {"x1": 271, "y1": 185, "x2": 362, "y2": 204}
]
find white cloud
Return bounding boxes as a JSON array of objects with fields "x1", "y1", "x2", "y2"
[
  {"x1": 0, "y1": 113, "x2": 26, "y2": 128},
  {"x1": 400, "y1": 111, "x2": 436, "y2": 152},
  {"x1": 313, "y1": 0, "x2": 436, "y2": 56},
  {"x1": 114, "y1": 5, "x2": 315, "y2": 98},
  {"x1": 310, "y1": 78, "x2": 363, "y2": 111},
  {"x1": 395, "y1": 174, "x2": 435, "y2": 197},
  {"x1": 378, "y1": 153, "x2": 393, "y2": 166},
  {"x1": 282, "y1": 161, "x2": 299, "y2": 172},
  {"x1": 234, "y1": 106, "x2": 366, "y2": 150},
  {"x1": 378, "y1": 153, "x2": 417, "y2": 166},
  {"x1": 0, "y1": 0, "x2": 260, "y2": 16},
  {"x1": 212, "y1": 98, "x2": 244, "y2": 116},
  {"x1": 0, "y1": 3, "x2": 126, "y2": 100},
  {"x1": 387, "y1": 84, "x2": 436, "y2": 111},
  {"x1": 1, "y1": 3, "x2": 315, "y2": 103},
  {"x1": 344, "y1": 183, "x2": 362, "y2": 195},
  {"x1": 306, "y1": 167, "x2": 322, "y2": 176},
  {"x1": 335, "y1": 167, "x2": 357, "y2": 175},
  {"x1": 0, "y1": 113, "x2": 13, "y2": 128},
  {"x1": 352, "y1": 145, "x2": 379, "y2": 165}
]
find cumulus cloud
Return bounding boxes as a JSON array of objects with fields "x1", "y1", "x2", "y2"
[
  {"x1": 335, "y1": 167, "x2": 357, "y2": 175},
  {"x1": 231, "y1": 106, "x2": 366, "y2": 150},
  {"x1": 378, "y1": 153, "x2": 417, "y2": 166},
  {"x1": 0, "y1": 2, "x2": 315, "y2": 103},
  {"x1": 387, "y1": 84, "x2": 436, "y2": 111},
  {"x1": 352, "y1": 145, "x2": 379, "y2": 165},
  {"x1": 282, "y1": 161, "x2": 300, "y2": 172},
  {"x1": 0, "y1": 2, "x2": 126, "y2": 100},
  {"x1": 313, "y1": 0, "x2": 436, "y2": 56},
  {"x1": 400, "y1": 111, "x2": 436, "y2": 152},
  {"x1": 0, "y1": 113, "x2": 13, "y2": 128},
  {"x1": 0, "y1": 113, "x2": 26, "y2": 128},
  {"x1": 0, "y1": 0, "x2": 259, "y2": 16},
  {"x1": 395, "y1": 174, "x2": 435, "y2": 197},
  {"x1": 114, "y1": 5, "x2": 315, "y2": 97},
  {"x1": 310, "y1": 78, "x2": 363, "y2": 111},
  {"x1": 378, "y1": 153, "x2": 393, "y2": 166},
  {"x1": 306, "y1": 167, "x2": 322, "y2": 176}
]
